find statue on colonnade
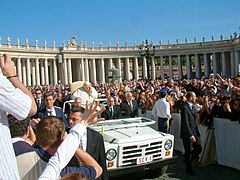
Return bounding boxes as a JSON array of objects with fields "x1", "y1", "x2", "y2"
[
  {"x1": 26, "y1": 39, "x2": 29, "y2": 46},
  {"x1": 62, "y1": 40, "x2": 66, "y2": 47},
  {"x1": 71, "y1": 36, "x2": 77, "y2": 46},
  {"x1": 17, "y1": 38, "x2": 20, "y2": 46},
  {"x1": 134, "y1": 40, "x2": 137, "y2": 47},
  {"x1": 35, "y1": 40, "x2": 38, "y2": 47},
  {"x1": 7, "y1": 36, "x2": 11, "y2": 44},
  {"x1": 125, "y1": 41, "x2": 128, "y2": 47},
  {"x1": 159, "y1": 40, "x2": 162, "y2": 45}
]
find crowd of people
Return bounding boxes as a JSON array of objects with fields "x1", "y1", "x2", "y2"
[
  {"x1": 1, "y1": 53, "x2": 240, "y2": 179},
  {"x1": 28, "y1": 73, "x2": 240, "y2": 126}
]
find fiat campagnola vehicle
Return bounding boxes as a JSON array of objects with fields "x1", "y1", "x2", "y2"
[{"x1": 90, "y1": 117, "x2": 177, "y2": 178}]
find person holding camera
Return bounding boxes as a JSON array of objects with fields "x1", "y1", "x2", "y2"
[{"x1": 0, "y1": 54, "x2": 37, "y2": 180}]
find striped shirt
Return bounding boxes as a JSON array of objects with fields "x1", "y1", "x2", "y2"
[{"x1": 0, "y1": 75, "x2": 32, "y2": 180}]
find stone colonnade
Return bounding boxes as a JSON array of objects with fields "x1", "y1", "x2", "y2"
[{"x1": 0, "y1": 38, "x2": 240, "y2": 86}]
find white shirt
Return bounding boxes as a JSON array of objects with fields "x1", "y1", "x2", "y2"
[
  {"x1": 152, "y1": 98, "x2": 171, "y2": 119},
  {"x1": 0, "y1": 75, "x2": 32, "y2": 180},
  {"x1": 39, "y1": 123, "x2": 87, "y2": 180},
  {"x1": 46, "y1": 107, "x2": 56, "y2": 116},
  {"x1": 11, "y1": 137, "x2": 32, "y2": 146},
  {"x1": 81, "y1": 131, "x2": 87, "y2": 151},
  {"x1": 72, "y1": 86, "x2": 98, "y2": 108},
  {"x1": 187, "y1": 102, "x2": 194, "y2": 109}
]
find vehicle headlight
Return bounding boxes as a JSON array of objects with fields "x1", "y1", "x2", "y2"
[
  {"x1": 164, "y1": 140, "x2": 172, "y2": 150},
  {"x1": 106, "y1": 149, "x2": 117, "y2": 161}
]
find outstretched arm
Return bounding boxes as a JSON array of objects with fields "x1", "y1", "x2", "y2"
[
  {"x1": 39, "y1": 101, "x2": 105, "y2": 180},
  {"x1": 74, "y1": 148, "x2": 102, "y2": 179}
]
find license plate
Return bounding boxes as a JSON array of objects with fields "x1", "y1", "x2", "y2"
[{"x1": 137, "y1": 155, "x2": 153, "y2": 164}]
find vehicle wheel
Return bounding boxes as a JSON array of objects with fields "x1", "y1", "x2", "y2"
[{"x1": 145, "y1": 166, "x2": 168, "y2": 178}]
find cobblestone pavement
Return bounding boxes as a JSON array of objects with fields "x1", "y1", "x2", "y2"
[{"x1": 110, "y1": 151, "x2": 240, "y2": 180}]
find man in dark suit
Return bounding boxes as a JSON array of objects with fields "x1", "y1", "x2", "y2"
[
  {"x1": 101, "y1": 96, "x2": 122, "y2": 120},
  {"x1": 68, "y1": 106, "x2": 108, "y2": 180},
  {"x1": 33, "y1": 89, "x2": 46, "y2": 117},
  {"x1": 180, "y1": 91, "x2": 202, "y2": 176},
  {"x1": 120, "y1": 92, "x2": 138, "y2": 118},
  {"x1": 36, "y1": 91, "x2": 69, "y2": 128}
]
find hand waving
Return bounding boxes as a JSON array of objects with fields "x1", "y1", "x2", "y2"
[{"x1": 80, "y1": 100, "x2": 106, "y2": 127}]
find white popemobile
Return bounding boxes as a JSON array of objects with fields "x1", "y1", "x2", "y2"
[{"x1": 91, "y1": 117, "x2": 177, "y2": 178}]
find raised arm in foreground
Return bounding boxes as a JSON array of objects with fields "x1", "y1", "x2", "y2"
[{"x1": 39, "y1": 101, "x2": 105, "y2": 180}]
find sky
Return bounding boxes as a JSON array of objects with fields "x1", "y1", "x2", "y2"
[{"x1": 0, "y1": 0, "x2": 240, "y2": 47}]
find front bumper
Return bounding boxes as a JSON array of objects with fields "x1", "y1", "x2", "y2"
[{"x1": 107, "y1": 156, "x2": 178, "y2": 177}]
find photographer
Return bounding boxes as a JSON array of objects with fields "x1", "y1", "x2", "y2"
[{"x1": 0, "y1": 54, "x2": 37, "y2": 179}]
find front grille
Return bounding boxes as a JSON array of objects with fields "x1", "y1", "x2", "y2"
[{"x1": 118, "y1": 141, "x2": 162, "y2": 167}]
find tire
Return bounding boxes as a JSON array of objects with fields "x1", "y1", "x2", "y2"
[{"x1": 145, "y1": 166, "x2": 168, "y2": 178}]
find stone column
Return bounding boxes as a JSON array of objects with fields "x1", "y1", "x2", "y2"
[
  {"x1": 76, "y1": 59, "x2": 81, "y2": 80},
  {"x1": 92, "y1": 58, "x2": 97, "y2": 83},
  {"x1": 116, "y1": 58, "x2": 122, "y2": 82},
  {"x1": 36, "y1": 58, "x2": 40, "y2": 85},
  {"x1": 230, "y1": 51, "x2": 235, "y2": 77},
  {"x1": 44, "y1": 58, "x2": 49, "y2": 85},
  {"x1": 49, "y1": 60, "x2": 53, "y2": 84},
  {"x1": 195, "y1": 53, "x2": 201, "y2": 79},
  {"x1": 40, "y1": 59, "x2": 45, "y2": 85},
  {"x1": 151, "y1": 56, "x2": 156, "y2": 80},
  {"x1": 17, "y1": 58, "x2": 22, "y2": 82},
  {"x1": 178, "y1": 55, "x2": 183, "y2": 80},
  {"x1": 125, "y1": 58, "x2": 130, "y2": 80},
  {"x1": 212, "y1": 52, "x2": 217, "y2": 75},
  {"x1": 68, "y1": 58, "x2": 72, "y2": 84},
  {"x1": 169, "y1": 55, "x2": 173, "y2": 80},
  {"x1": 133, "y1": 57, "x2": 139, "y2": 80},
  {"x1": 26, "y1": 58, "x2": 31, "y2": 86},
  {"x1": 63, "y1": 58, "x2": 68, "y2": 84},
  {"x1": 22, "y1": 60, "x2": 27, "y2": 86},
  {"x1": 160, "y1": 56, "x2": 164, "y2": 80},
  {"x1": 186, "y1": 54, "x2": 191, "y2": 79},
  {"x1": 31, "y1": 59, "x2": 36, "y2": 86},
  {"x1": 80, "y1": 58, "x2": 85, "y2": 81},
  {"x1": 235, "y1": 50, "x2": 239, "y2": 76},
  {"x1": 142, "y1": 57, "x2": 147, "y2": 79},
  {"x1": 53, "y1": 58, "x2": 58, "y2": 84},
  {"x1": 221, "y1": 51, "x2": 226, "y2": 77},
  {"x1": 204, "y1": 53, "x2": 209, "y2": 78},
  {"x1": 109, "y1": 58, "x2": 113, "y2": 69},
  {"x1": 100, "y1": 58, "x2": 105, "y2": 82},
  {"x1": 107, "y1": 58, "x2": 113, "y2": 82},
  {"x1": 85, "y1": 59, "x2": 89, "y2": 82}
]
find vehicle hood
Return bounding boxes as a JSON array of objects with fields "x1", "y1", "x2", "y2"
[{"x1": 103, "y1": 126, "x2": 169, "y2": 144}]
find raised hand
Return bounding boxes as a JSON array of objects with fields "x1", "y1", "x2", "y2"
[
  {"x1": 0, "y1": 54, "x2": 16, "y2": 77},
  {"x1": 80, "y1": 100, "x2": 105, "y2": 127}
]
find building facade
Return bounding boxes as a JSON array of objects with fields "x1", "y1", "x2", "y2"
[{"x1": 0, "y1": 36, "x2": 240, "y2": 86}]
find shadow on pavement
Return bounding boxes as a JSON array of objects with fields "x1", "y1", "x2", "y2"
[{"x1": 110, "y1": 151, "x2": 240, "y2": 180}]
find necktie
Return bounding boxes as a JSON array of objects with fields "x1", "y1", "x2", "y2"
[
  {"x1": 110, "y1": 107, "x2": 114, "y2": 119},
  {"x1": 48, "y1": 110, "x2": 52, "y2": 116},
  {"x1": 129, "y1": 101, "x2": 133, "y2": 111},
  {"x1": 192, "y1": 105, "x2": 195, "y2": 114},
  {"x1": 37, "y1": 100, "x2": 40, "y2": 108}
]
